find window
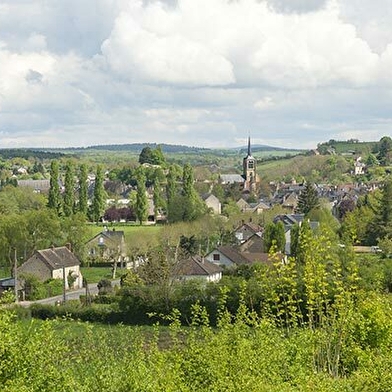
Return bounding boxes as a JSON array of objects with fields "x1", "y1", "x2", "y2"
[
  {"x1": 213, "y1": 253, "x2": 220, "y2": 261},
  {"x1": 248, "y1": 160, "x2": 254, "y2": 169}
]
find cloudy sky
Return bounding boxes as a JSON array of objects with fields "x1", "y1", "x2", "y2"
[{"x1": 1, "y1": 0, "x2": 392, "y2": 149}]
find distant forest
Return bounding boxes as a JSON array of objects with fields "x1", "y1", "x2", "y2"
[
  {"x1": 0, "y1": 149, "x2": 65, "y2": 160},
  {"x1": 63, "y1": 143, "x2": 213, "y2": 154}
]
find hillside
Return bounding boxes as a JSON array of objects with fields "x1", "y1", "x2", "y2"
[{"x1": 317, "y1": 139, "x2": 376, "y2": 155}]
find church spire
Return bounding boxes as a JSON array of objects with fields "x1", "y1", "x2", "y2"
[{"x1": 247, "y1": 136, "x2": 251, "y2": 157}]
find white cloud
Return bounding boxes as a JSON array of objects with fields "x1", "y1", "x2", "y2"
[
  {"x1": 254, "y1": 97, "x2": 275, "y2": 110},
  {"x1": 1, "y1": 0, "x2": 392, "y2": 149},
  {"x1": 101, "y1": 2, "x2": 235, "y2": 86}
]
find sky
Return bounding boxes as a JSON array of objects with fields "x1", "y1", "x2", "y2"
[{"x1": 1, "y1": 0, "x2": 392, "y2": 150}]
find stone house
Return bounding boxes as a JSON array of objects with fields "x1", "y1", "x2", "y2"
[
  {"x1": 203, "y1": 194, "x2": 222, "y2": 215},
  {"x1": 85, "y1": 229, "x2": 127, "y2": 264},
  {"x1": 18, "y1": 246, "x2": 83, "y2": 289}
]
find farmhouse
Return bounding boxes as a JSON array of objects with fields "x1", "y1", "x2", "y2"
[
  {"x1": 85, "y1": 228, "x2": 127, "y2": 264},
  {"x1": 18, "y1": 245, "x2": 83, "y2": 289}
]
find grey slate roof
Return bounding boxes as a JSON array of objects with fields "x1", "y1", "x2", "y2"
[
  {"x1": 17, "y1": 179, "x2": 51, "y2": 192},
  {"x1": 36, "y1": 247, "x2": 80, "y2": 270},
  {"x1": 0, "y1": 277, "x2": 15, "y2": 287},
  {"x1": 88, "y1": 230, "x2": 125, "y2": 246},
  {"x1": 220, "y1": 174, "x2": 245, "y2": 184}
]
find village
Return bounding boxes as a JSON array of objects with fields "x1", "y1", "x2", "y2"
[{"x1": 0, "y1": 137, "x2": 390, "y2": 304}]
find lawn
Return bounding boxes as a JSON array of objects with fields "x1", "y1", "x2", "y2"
[
  {"x1": 87, "y1": 223, "x2": 163, "y2": 240},
  {"x1": 80, "y1": 267, "x2": 116, "y2": 283}
]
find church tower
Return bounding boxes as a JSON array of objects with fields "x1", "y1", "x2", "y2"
[{"x1": 243, "y1": 136, "x2": 257, "y2": 191}]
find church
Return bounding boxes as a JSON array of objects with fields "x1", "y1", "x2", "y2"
[{"x1": 220, "y1": 137, "x2": 260, "y2": 192}]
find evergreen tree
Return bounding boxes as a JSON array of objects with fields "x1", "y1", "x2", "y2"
[
  {"x1": 47, "y1": 160, "x2": 61, "y2": 215},
  {"x1": 63, "y1": 161, "x2": 75, "y2": 217},
  {"x1": 297, "y1": 182, "x2": 320, "y2": 215},
  {"x1": 91, "y1": 165, "x2": 105, "y2": 223},
  {"x1": 136, "y1": 173, "x2": 148, "y2": 225},
  {"x1": 78, "y1": 164, "x2": 88, "y2": 216}
]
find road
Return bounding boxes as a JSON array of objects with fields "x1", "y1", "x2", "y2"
[{"x1": 18, "y1": 280, "x2": 120, "y2": 307}]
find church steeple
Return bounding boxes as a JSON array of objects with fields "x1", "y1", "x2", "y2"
[{"x1": 243, "y1": 135, "x2": 256, "y2": 191}]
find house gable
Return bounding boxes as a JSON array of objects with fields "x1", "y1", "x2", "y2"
[{"x1": 85, "y1": 229, "x2": 126, "y2": 260}]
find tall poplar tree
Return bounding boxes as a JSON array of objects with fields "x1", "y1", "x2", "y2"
[
  {"x1": 181, "y1": 163, "x2": 205, "y2": 222},
  {"x1": 166, "y1": 165, "x2": 178, "y2": 204},
  {"x1": 91, "y1": 165, "x2": 105, "y2": 223},
  {"x1": 48, "y1": 160, "x2": 61, "y2": 215},
  {"x1": 153, "y1": 177, "x2": 165, "y2": 220},
  {"x1": 166, "y1": 165, "x2": 178, "y2": 222},
  {"x1": 136, "y1": 173, "x2": 148, "y2": 225},
  {"x1": 78, "y1": 163, "x2": 88, "y2": 216},
  {"x1": 63, "y1": 161, "x2": 75, "y2": 217}
]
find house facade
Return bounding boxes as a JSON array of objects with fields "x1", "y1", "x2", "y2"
[
  {"x1": 18, "y1": 246, "x2": 83, "y2": 289},
  {"x1": 203, "y1": 194, "x2": 222, "y2": 214},
  {"x1": 233, "y1": 222, "x2": 263, "y2": 244},
  {"x1": 85, "y1": 229, "x2": 127, "y2": 264},
  {"x1": 206, "y1": 246, "x2": 253, "y2": 268}
]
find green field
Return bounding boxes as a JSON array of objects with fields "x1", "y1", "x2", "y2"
[{"x1": 88, "y1": 223, "x2": 163, "y2": 239}]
